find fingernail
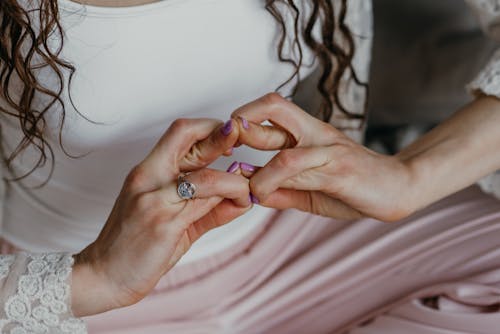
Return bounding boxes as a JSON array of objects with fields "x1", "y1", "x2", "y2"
[
  {"x1": 226, "y1": 161, "x2": 239, "y2": 173},
  {"x1": 250, "y1": 193, "x2": 260, "y2": 204},
  {"x1": 239, "y1": 162, "x2": 255, "y2": 172},
  {"x1": 240, "y1": 116, "x2": 249, "y2": 130},
  {"x1": 221, "y1": 120, "x2": 233, "y2": 136}
]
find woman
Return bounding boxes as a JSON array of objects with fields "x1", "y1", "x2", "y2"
[{"x1": 0, "y1": 0, "x2": 500, "y2": 333}]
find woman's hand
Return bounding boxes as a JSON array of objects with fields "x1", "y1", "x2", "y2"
[
  {"x1": 232, "y1": 93, "x2": 500, "y2": 222},
  {"x1": 71, "y1": 118, "x2": 252, "y2": 317},
  {"x1": 231, "y1": 93, "x2": 417, "y2": 222}
]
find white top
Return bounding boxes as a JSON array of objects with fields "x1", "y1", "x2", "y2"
[
  {"x1": 0, "y1": 0, "x2": 372, "y2": 264},
  {"x1": 0, "y1": 1, "x2": 371, "y2": 332},
  {"x1": 0, "y1": 1, "x2": 498, "y2": 333},
  {"x1": 0, "y1": 0, "x2": 498, "y2": 267}
]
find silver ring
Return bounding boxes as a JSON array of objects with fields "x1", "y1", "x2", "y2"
[{"x1": 177, "y1": 175, "x2": 197, "y2": 200}]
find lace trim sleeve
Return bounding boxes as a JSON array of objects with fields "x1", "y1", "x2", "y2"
[
  {"x1": 465, "y1": 0, "x2": 500, "y2": 98},
  {"x1": 465, "y1": 0, "x2": 500, "y2": 41},
  {"x1": 466, "y1": 49, "x2": 500, "y2": 98},
  {"x1": 465, "y1": 0, "x2": 500, "y2": 97},
  {"x1": 0, "y1": 252, "x2": 87, "y2": 333}
]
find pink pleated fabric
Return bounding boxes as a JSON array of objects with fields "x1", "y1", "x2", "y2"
[{"x1": 3, "y1": 185, "x2": 500, "y2": 333}]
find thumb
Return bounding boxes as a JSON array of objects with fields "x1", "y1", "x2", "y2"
[
  {"x1": 261, "y1": 189, "x2": 362, "y2": 220},
  {"x1": 189, "y1": 198, "x2": 252, "y2": 242},
  {"x1": 167, "y1": 198, "x2": 251, "y2": 269}
]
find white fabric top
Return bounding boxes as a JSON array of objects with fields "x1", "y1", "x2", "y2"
[
  {"x1": 0, "y1": 1, "x2": 498, "y2": 332},
  {"x1": 0, "y1": 0, "x2": 372, "y2": 264}
]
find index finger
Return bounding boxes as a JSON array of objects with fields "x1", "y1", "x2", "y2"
[
  {"x1": 141, "y1": 118, "x2": 224, "y2": 181},
  {"x1": 231, "y1": 92, "x2": 340, "y2": 149}
]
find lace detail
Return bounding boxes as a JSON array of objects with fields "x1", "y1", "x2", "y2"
[
  {"x1": 0, "y1": 253, "x2": 87, "y2": 334},
  {"x1": 466, "y1": 0, "x2": 500, "y2": 40},
  {"x1": 477, "y1": 171, "x2": 500, "y2": 199},
  {"x1": 0, "y1": 256, "x2": 15, "y2": 281},
  {"x1": 474, "y1": 0, "x2": 500, "y2": 13},
  {"x1": 467, "y1": 49, "x2": 500, "y2": 98},
  {"x1": 466, "y1": 0, "x2": 500, "y2": 97}
]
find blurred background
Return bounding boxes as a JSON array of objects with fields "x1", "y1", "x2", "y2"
[
  {"x1": 295, "y1": 0, "x2": 498, "y2": 153},
  {"x1": 367, "y1": 0, "x2": 497, "y2": 152}
]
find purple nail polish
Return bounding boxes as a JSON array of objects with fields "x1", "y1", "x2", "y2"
[
  {"x1": 221, "y1": 120, "x2": 233, "y2": 136},
  {"x1": 240, "y1": 116, "x2": 249, "y2": 130},
  {"x1": 250, "y1": 193, "x2": 260, "y2": 204},
  {"x1": 239, "y1": 162, "x2": 255, "y2": 172},
  {"x1": 226, "y1": 161, "x2": 239, "y2": 173}
]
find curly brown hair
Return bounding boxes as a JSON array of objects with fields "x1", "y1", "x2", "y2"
[{"x1": 0, "y1": 0, "x2": 366, "y2": 187}]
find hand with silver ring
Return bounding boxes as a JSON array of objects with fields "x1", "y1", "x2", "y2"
[{"x1": 71, "y1": 118, "x2": 252, "y2": 317}]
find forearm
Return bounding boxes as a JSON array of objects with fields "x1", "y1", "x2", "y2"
[{"x1": 396, "y1": 95, "x2": 500, "y2": 212}]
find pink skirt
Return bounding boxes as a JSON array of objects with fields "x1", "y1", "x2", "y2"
[{"x1": 4, "y1": 185, "x2": 500, "y2": 333}]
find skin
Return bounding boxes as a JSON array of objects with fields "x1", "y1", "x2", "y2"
[
  {"x1": 231, "y1": 92, "x2": 500, "y2": 222},
  {"x1": 65, "y1": 0, "x2": 500, "y2": 316},
  {"x1": 72, "y1": 118, "x2": 253, "y2": 316},
  {"x1": 72, "y1": 92, "x2": 500, "y2": 317}
]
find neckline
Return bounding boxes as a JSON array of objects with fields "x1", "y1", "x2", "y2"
[{"x1": 57, "y1": 0, "x2": 190, "y2": 17}]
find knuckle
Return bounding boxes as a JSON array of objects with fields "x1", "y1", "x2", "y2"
[
  {"x1": 274, "y1": 149, "x2": 297, "y2": 168},
  {"x1": 262, "y1": 92, "x2": 285, "y2": 108},
  {"x1": 234, "y1": 177, "x2": 250, "y2": 196},
  {"x1": 322, "y1": 124, "x2": 341, "y2": 142},
  {"x1": 249, "y1": 178, "x2": 265, "y2": 198},
  {"x1": 125, "y1": 165, "x2": 149, "y2": 192},
  {"x1": 196, "y1": 170, "x2": 217, "y2": 186},
  {"x1": 170, "y1": 118, "x2": 191, "y2": 132}
]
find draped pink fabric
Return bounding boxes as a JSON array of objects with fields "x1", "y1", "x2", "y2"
[{"x1": 3, "y1": 185, "x2": 500, "y2": 333}]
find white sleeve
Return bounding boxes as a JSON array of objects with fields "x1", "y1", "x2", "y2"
[
  {"x1": 465, "y1": 0, "x2": 500, "y2": 41},
  {"x1": 465, "y1": 0, "x2": 500, "y2": 97},
  {"x1": 0, "y1": 252, "x2": 87, "y2": 333}
]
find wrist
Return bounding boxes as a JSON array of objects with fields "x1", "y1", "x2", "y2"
[
  {"x1": 71, "y1": 253, "x2": 117, "y2": 317},
  {"x1": 393, "y1": 97, "x2": 500, "y2": 216},
  {"x1": 393, "y1": 153, "x2": 428, "y2": 218},
  {"x1": 393, "y1": 131, "x2": 461, "y2": 217}
]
